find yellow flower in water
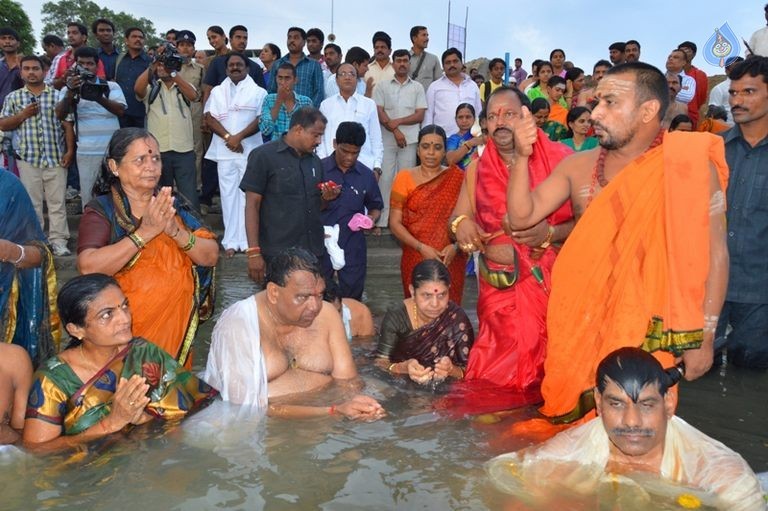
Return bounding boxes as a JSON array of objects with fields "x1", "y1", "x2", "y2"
[{"x1": 676, "y1": 493, "x2": 701, "y2": 509}]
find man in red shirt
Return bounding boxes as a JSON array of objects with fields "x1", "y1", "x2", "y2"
[
  {"x1": 678, "y1": 41, "x2": 708, "y2": 127},
  {"x1": 52, "y1": 22, "x2": 106, "y2": 89}
]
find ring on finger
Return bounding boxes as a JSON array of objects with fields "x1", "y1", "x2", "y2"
[{"x1": 129, "y1": 401, "x2": 135, "y2": 406}]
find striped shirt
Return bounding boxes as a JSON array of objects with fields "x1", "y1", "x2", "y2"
[
  {"x1": 259, "y1": 91, "x2": 313, "y2": 139},
  {"x1": 268, "y1": 54, "x2": 324, "y2": 107},
  {"x1": 1, "y1": 85, "x2": 66, "y2": 168}
]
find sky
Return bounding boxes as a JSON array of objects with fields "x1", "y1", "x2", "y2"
[{"x1": 21, "y1": 0, "x2": 764, "y2": 76}]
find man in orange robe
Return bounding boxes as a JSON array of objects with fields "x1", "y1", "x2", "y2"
[{"x1": 504, "y1": 62, "x2": 729, "y2": 427}]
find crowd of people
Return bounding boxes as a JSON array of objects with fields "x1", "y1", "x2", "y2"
[{"x1": 1, "y1": 8, "x2": 768, "y2": 507}]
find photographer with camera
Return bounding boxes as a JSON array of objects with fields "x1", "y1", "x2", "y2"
[
  {"x1": 135, "y1": 42, "x2": 200, "y2": 211},
  {"x1": 56, "y1": 46, "x2": 126, "y2": 210}
]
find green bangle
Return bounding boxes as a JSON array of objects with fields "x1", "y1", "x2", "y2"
[
  {"x1": 182, "y1": 231, "x2": 196, "y2": 252},
  {"x1": 128, "y1": 232, "x2": 146, "y2": 250}
]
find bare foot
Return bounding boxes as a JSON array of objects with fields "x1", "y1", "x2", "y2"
[{"x1": 225, "y1": 248, "x2": 236, "y2": 258}]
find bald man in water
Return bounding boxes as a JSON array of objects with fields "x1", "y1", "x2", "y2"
[
  {"x1": 204, "y1": 247, "x2": 385, "y2": 421},
  {"x1": 0, "y1": 344, "x2": 32, "y2": 444}
]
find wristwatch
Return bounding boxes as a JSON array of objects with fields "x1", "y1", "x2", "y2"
[
  {"x1": 170, "y1": 71, "x2": 178, "y2": 78},
  {"x1": 373, "y1": 167, "x2": 382, "y2": 176}
]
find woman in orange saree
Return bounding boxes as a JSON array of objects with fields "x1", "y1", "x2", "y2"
[{"x1": 389, "y1": 125, "x2": 467, "y2": 305}]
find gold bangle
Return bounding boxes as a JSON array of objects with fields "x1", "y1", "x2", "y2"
[
  {"x1": 540, "y1": 225, "x2": 555, "y2": 249},
  {"x1": 450, "y1": 214, "x2": 468, "y2": 235},
  {"x1": 247, "y1": 253, "x2": 262, "y2": 258},
  {"x1": 182, "y1": 232, "x2": 196, "y2": 251},
  {"x1": 388, "y1": 362, "x2": 397, "y2": 373},
  {"x1": 128, "y1": 232, "x2": 146, "y2": 250}
]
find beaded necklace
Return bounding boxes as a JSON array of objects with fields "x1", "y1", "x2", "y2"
[{"x1": 586, "y1": 129, "x2": 665, "y2": 206}]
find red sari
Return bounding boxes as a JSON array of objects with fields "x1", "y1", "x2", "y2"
[
  {"x1": 462, "y1": 133, "x2": 573, "y2": 410},
  {"x1": 390, "y1": 166, "x2": 467, "y2": 304}
]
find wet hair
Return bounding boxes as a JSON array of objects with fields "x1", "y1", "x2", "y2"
[
  {"x1": 392, "y1": 49, "x2": 410, "y2": 60},
  {"x1": 266, "y1": 247, "x2": 323, "y2": 286},
  {"x1": 264, "y1": 43, "x2": 281, "y2": 59},
  {"x1": 549, "y1": 48, "x2": 565, "y2": 60},
  {"x1": 276, "y1": 61, "x2": 296, "y2": 77},
  {"x1": 344, "y1": 46, "x2": 370, "y2": 65},
  {"x1": 91, "y1": 18, "x2": 115, "y2": 34},
  {"x1": 678, "y1": 40, "x2": 696, "y2": 54},
  {"x1": 93, "y1": 128, "x2": 159, "y2": 197},
  {"x1": 593, "y1": 59, "x2": 612, "y2": 72},
  {"x1": 669, "y1": 114, "x2": 693, "y2": 131},
  {"x1": 0, "y1": 27, "x2": 20, "y2": 40},
  {"x1": 565, "y1": 67, "x2": 584, "y2": 82},
  {"x1": 565, "y1": 106, "x2": 591, "y2": 137},
  {"x1": 625, "y1": 39, "x2": 641, "y2": 50},
  {"x1": 289, "y1": 106, "x2": 327, "y2": 130},
  {"x1": 441, "y1": 47, "x2": 463, "y2": 65},
  {"x1": 411, "y1": 259, "x2": 451, "y2": 289},
  {"x1": 609, "y1": 42, "x2": 626, "y2": 52},
  {"x1": 287, "y1": 27, "x2": 307, "y2": 40},
  {"x1": 307, "y1": 27, "x2": 324, "y2": 43},
  {"x1": 20, "y1": 55, "x2": 44, "y2": 68},
  {"x1": 74, "y1": 46, "x2": 99, "y2": 63},
  {"x1": 417, "y1": 124, "x2": 447, "y2": 146},
  {"x1": 229, "y1": 25, "x2": 247, "y2": 39},
  {"x1": 488, "y1": 57, "x2": 506, "y2": 71},
  {"x1": 372, "y1": 31, "x2": 391, "y2": 49},
  {"x1": 487, "y1": 86, "x2": 531, "y2": 112},
  {"x1": 58, "y1": 274, "x2": 121, "y2": 345},
  {"x1": 547, "y1": 75, "x2": 566, "y2": 88},
  {"x1": 67, "y1": 22, "x2": 88, "y2": 37},
  {"x1": 607, "y1": 62, "x2": 670, "y2": 121},
  {"x1": 324, "y1": 43, "x2": 341, "y2": 56},
  {"x1": 530, "y1": 97, "x2": 550, "y2": 115},
  {"x1": 728, "y1": 56, "x2": 768, "y2": 85},
  {"x1": 42, "y1": 34, "x2": 64, "y2": 47},
  {"x1": 224, "y1": 52, "x2": 247, "y2": 67},
  {"x1": 455, "y1": 102, "x2": 476, "y2": 118},
  {"x1": 410, "y1": 25, "x2": 427, "y2": 42},
  {"x1": 596, "y1": 347, "x2": 678, "y2": 402},
  {"x1": 323, "y1": 278, "x2": 342, "y2": 304},
  {"x1": 335, "y1": 121, "x2": 367, "y2": 147},
  {"x1": 124, "y1": 27, "x2": 145, "y2": 39},
  {"x1": 707, "y1": 105, "x2": 728, "y2": 121}
]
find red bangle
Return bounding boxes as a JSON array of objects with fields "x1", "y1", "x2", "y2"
[{"x1": 329, "y1": 405, "x2": 336, "y2": 415}]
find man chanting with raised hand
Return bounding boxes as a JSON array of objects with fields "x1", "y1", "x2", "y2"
[
  {"x1": 504, "y1": 62, "x2": 729, "y2": 430},
  {"x1": 487, "y1": 348, "x2": 765, "y2": 510}
]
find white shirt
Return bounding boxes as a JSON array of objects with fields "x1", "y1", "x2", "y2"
[
  {"x1": 424, "y1": 74, "x2": 482, "y2": 137},
  {"x1": 675, "y1": 70, "x2": 696, "y2": 105},
  {"x1": 318, "y1": 92, "x2": 383, "y2": 169},
  {"x1": 748, "y1": 26, "x2": 768, "y2": 57},
  {"x1": 708, "y1": 78, "x2": 733, "y2": 123},
  {"x1": 204, "y1": 75, "x2": 267, "y2": 161}
]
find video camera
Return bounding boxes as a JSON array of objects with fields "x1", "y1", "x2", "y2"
[
  {"x1": 73, "y1": 65, "x2": 110, "y2": 101},
  {"x1": 154, "y1": 41, "x2": 183, "y2": 73}
]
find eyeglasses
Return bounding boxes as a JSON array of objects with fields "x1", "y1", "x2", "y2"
[{"x1": 337, "y1": 71, "x2": 356, "y2": 78}]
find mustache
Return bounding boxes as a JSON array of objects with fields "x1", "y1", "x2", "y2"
[
  {"x1": 731, "y1": 107, "x2": 747, "y2": 113},
  {"x1": 611, "y1": 427, "x2": 654, "y2": 437},
  {"x1": 492, "y1": 127, "x2": 512, "y2": 136}
]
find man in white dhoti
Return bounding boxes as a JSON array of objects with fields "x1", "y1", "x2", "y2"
[
  {"x1": 205, "y1": 52, "x2": 266, "y2": 256},
  {"x1": 487, "y1": 347, "x2": 765, "y2": 510}
]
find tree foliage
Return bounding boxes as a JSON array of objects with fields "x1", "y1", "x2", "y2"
[
  {"x1": 0, "y1": 0, "x2": 35, "y2": 55},
  {"x1": 40, "y1": 0, "x2": 162, "y2": 51}
]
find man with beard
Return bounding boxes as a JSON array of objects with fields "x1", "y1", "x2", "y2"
[
  {"x1": 323, "y1": 43, "x2": 342, "y2": 80},
  {"x1": 504, "y1": 62, "x2": 729, "y2": 429},
  {"x1": 447, "y1": 86, "x2": 573, "y2": 410},
  {"x1": 488, "y1": 348, "x2": 764, "y2": 510},
  {"x1": 623, "y1": 40, "x2": 641, "y2": 63}
]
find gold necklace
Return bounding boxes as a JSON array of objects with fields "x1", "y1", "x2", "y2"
[{"x1": 412, "y1": 300, "x2": 420, "y2": 329}]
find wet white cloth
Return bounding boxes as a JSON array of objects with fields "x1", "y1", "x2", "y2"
[
  {"x1": 217, "y1": 158, "x2": 248, "y2": 251},
  {"x1": 488, "y1": 416, "x2": 765, "y2": 510},
  {"x1": 324, "y1": 224, "x2": 345, "y2": 270},
  {"x1": 202, "y1": 296, "x2": 268, "y2": 410}
]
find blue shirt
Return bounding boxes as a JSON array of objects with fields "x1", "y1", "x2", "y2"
[
  {"x1": 98, "y1": 46, "x2": 119, "y2": 80},
  {"x1": 0, "y1": 58, "x2": 22, "y2": 111},
  {"x1": 269, "y1": 54, "x2": 324, "y2": 107},
  {"x1": 260, "y1": 92, "x2": 313, "y2": 139},
  {"x1": 115, "y1": 51, "x2": 151, "y2": 118},
  {"x1": 320, "y1": 155, "x2": 383, "y2": 258},
  {"x1": 721, "y1": 125, "x2": 768, "y2": 303}
]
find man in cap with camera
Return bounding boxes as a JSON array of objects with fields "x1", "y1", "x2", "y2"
[
  {"x1": 135, "y1": 42, "x2": 200, "y2": 211},
  {"x1": 55, "y1": 46, "x2": 126, "y2": 210},
  {"x1": 176, "y1": 30, "x2": 206, "y2": 188}
]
